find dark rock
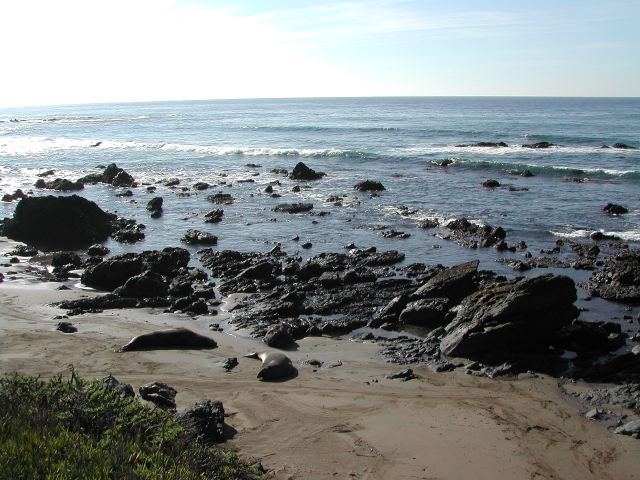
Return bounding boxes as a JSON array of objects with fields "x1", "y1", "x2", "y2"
[
  {"x1": 520, "y1": 170, "x2": 535, "y2": 177},
  {"x1": 399, "y1": 297, "x2": 450, "y2": 328},
  {"x1": 586, "y1": 249, "x2": 640, "y2": 303},
  {"x1": 417, "y1": 219, "x2": 439, "y2": 229},
  {"x1": 431, "y1": 159, "x2": 454, "y2": 167},
  {"x1": 273, "y1": 203, "x2": 313, "y2": 213},
  {"x1": 377, "y1": 294, "x2": 410, "y2": 322},
  {"x1": 482, "y1": 179, "x2": 500, "y2": 188},
  {"x1": 574, "y1": 384, "x2": 640, "y2": 410},
  {"x1": 236, "y1": 261, "x2": 274, "y2": 280},
  {"x1": 111, "y1": 220, "x2": 145, "y2": 243},
  {"x1": 87, "y1": 244, "x2": 109, "y2": 256},
  {"x1": 147, "y1": 197, "x2": 163, "y2": 212},
  {"x1": 385, "y1": 368, "x2": 417, "y2": 381},
  {"x1": 411, "y1": 260, "x2": 479, "y2": 303},
  {"x1": 139, "y1": 382, "x2": 177, "y2": 409},
  {"x1": 354, "y1": 180, "x2": 385, "y2": 192},
  {"x1": 522, "y1": 142, "x2": 557, "y2": 149},
  {"x1": 34, "y1": 178, "x2": 84, "y2": 191},
  {"x1": 116, "y1": 189, "x2": 133, "y2": 197},
  {"x1": 301, "y1": 242, "x2": 313, "y2": 249},
  {"x1": 1, "y1": 195, "x2": 116, "y2": 250},
  {"x1": 193, "y1": 182, "x2": 210, "y2": 190},
  {"x1": 9, "y1": 244, "x2": 38, "y2": 256},
  {"x1": 612, "y1": 143, "x2": 637, "y2": 150},
  {"x1": 101, "y1": 375, "x2": 134, "y2": 398},
  {"x1": 182, "y1": 229, "x2": 218, "y2": 245},
  {"x1": 440, "y1": 274, "x2": 578, "y2": 359},
  {"x1": 456, "y1": 142, "x2": 508, "y2": 148},
  {"x1": 552, "y1": 320, "x2": 624, "y2": 354},
  {"x1": 207, "y1": 193, "x2": 234, "y2": 205},
  {"x1": 590, "y1": 231, "x2": 620, "y2": 241},
  {"x1": 56, "y1": 322, "x2": 77, "y2": 333},
  {"x1": 37, "y1": 170, "x2": 55, "y2": 177},
  {"x1": 263, "y1": 324, "x2": 295, "y2": 349},
  {"x1": 176, "y1": 400, "x2": 225, "y2": 442},
  {"x1": 114, "y1": 271, "x2": 168, "y2": 298},
  {"x1": 51, "y1": 252, "x2": 82, "y2": 268},
  {"x1": 289, "y1": 162, "x2": 325, "y2": 180},
  {"x1": 222, "y1": 357, "x2": 238, "y2": 371},
  {"x1": 79, "y1": 163, "x2": 135, "y2": 187},
  {"x1": 204, "y1": 209, "x2": 224, "y2": 223},
  {"x1": 381, "y1": 230, "x2": 410, "y2": 239},
  {"x1": 603, "y1": 203, "x2": 628, "y2": 215},
  {"x1": 164, "y1": 178, "x2": 180, "y2": 187}
]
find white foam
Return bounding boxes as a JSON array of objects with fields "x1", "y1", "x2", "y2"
[{"x1": 550, "y1": 228, "x2": 640, "y2": 242}]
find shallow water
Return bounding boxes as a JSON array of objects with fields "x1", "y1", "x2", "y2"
[{"x1": 1, "y1": 97, "x2": 638, "y2": 330}]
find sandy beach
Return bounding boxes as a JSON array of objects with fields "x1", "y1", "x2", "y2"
[{"x1": 1, "y1": 237, "x2": 638, "y2": 480}]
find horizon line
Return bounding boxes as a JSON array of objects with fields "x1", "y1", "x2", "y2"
[{"x1": 2, "y1": 94, "x2": 639, "y2": 110}]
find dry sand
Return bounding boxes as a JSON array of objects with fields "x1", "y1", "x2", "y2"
[{"x1": 1, "y1": 237, "x2": 638, "y2": 479}]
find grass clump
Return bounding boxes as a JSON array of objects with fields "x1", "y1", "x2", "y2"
[{"x1": 0, "y1": 369, "x2": 262, "y2": 480}]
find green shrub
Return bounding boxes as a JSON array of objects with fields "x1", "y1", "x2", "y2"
[{"x1": 0, "y1": 369, "x2": 262, "y2": 480}]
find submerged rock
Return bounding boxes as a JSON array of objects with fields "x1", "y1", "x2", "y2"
[
  {"x1": 273, "y1": 203, "x2": 314, "y2": 214},
  {"x1": 79, "y1": 163, "x2": 135, "y2": 187},
  {"x1": 34, "y1": 178, "x2": 84, "y2": 191},
  {"x1": 289, "y1": 162, "x2": 325, "y2": 180},
  {"x1": 354, "y1": 180, "x2": 385, "y2": 192},
  {"x1": 603, "y1": 203, "x2": 628, "y2": 215}
]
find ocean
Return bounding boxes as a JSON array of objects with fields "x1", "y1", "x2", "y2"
[{"x1": 1, "y1": 97, "x2": 639, "y2": 324}]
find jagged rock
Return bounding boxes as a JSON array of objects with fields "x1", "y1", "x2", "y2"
[
  {"x1": 79, "y1": 163, "x2": 135, "y2": 187},
  {"x1": 182, "y1": 229, "x2": 218, "y2": 245},
  {"x1": 1, "y1": 195, "x2": 115, "y2": 250},
  {"x1": 193, "y1": 182, "x2": 210, "y2": 190},
  {"x1": 398, "y1": 297, "x2": 450, "y2": 328},
  {"x1": 113, "y1": 271, "x2": 168, "y2": 298},
  {"x1": 34, "y1": 178, "x2": 84, "y2": 191},
  {"x1": 263, "y1": 324, "x2": 295, "y2": 349},
  {"x1": 207, "y1": 193, "x2": 234, "y2": 205},
  {"x1": 552, "y1": 320, "x2": 624, "y2": 354},
  {"x1": 417, "y1": 219, "x2": 439, "y2": 229},
  {"x1": 82, "y1": 248, "x2": 189, "y2": 291},
  {"x1": 354, "y1": 180, "x2": 385, "y2": 192},
  {"x1": 612, "y1": 143, "x2": 637, "y2": 149},
  {"x1": 176, "y1": 400, "x2": 225, "y2": 442},
  {"x1": 385, "y1": 369, "x2": 417, "y2": 381},
  {"x1": 204, "y1": 209, "x2": 223, "y2": 223},
  {"x1": 289, "y1": 162, "x2": 325, "y2": 180},
  {"x1": 586, "y1": 250, "x2": 640, "y2": 303},
  {"x1": 101, "y1": 375, "x2": 135, "y2": 398},
  {"x1": 522, "y1": 142, "x2": 556, "y2": 149},
  {"x1": 440, "y1": 274, "x2": 578, "y2": 359},
  {"x1": 603, "y1": 203, "x2": 628, "y2": 215},
  {"x1": 87, "y1": 244, "x2": 110, "y2": 256},
  {"x1": 51, "y1": 252, "x2": 82, "y2": 268},
  {"x1": 411, "y1": 260, "x2": 479, "y2": 303},
  {"x1": 139, "y1": 382, "x2": 177, "y2": 409},
  {"x1": 273, "y1": 203, "x2": 313, "y2": 213},
  {"x1": 147, "y1": 197, "x2": 163, "y2": 217},
  {"x1": 236, "y1": 261, "x2": 274, "y2": 280},
  {"x1": 222, "y1": 357, "x2": 238, "y2": 371},
  {"x1": 482, "y1": 179, "x2": 500, "y2": 188}
]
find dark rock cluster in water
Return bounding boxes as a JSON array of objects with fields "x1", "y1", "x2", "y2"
[{"x1": 1, "y1": 195, "x2": 145, "y2": 250}]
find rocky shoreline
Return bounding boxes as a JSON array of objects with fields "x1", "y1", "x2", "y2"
[{"x1": 1, "y1": 162, "x2": 640, "y2": 445}]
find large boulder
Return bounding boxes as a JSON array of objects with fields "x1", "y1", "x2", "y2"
[
  {"x1": 411, "y1": 260, "x2": 479, "y2": 303},
  {"x1": 354, "y1": 180, "x2": 385, "y2": 192},
  {"x1": 289, "y1": 162, "x2": 325, "y2": 180},
  {"x1": 263, "y1": 324, "x2": 295, "y2": 349},
  {"x1": 398, "y1": 297, "x2": 450, "y2": 328},
  {"x1": 82, "y1": 248, "x2": 190, "y2": 291},
  {"x1": 113, "y1": 271, "x2": 168, "y2": 298},
  {"x1": 1, "y1": 195, "x2": 115, "y2": 250},
  {"x1": 440, "y1": 274, "x2": 579, "y2": 358}
]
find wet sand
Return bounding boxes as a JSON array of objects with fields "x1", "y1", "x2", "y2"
[{"x1": 0, "y1": 237, "x2": 638, "y2": 479}]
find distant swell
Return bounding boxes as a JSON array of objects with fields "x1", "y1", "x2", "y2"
[{"x1": 432, "y1": 158, "x2": 640, "y2": 180}]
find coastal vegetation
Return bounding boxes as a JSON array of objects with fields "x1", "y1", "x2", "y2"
[{"x1": 0, "y1": 369, "x2": 261, "y2": 480}]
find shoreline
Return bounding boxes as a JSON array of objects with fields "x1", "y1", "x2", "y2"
[{"x1": 1, "y1": 237, "x2": 639, "y2": 479}]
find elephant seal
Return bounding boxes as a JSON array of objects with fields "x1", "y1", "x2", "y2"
[
  {"x1": 118, "y1": 327, "x2": 217, "y2": 352},
  {"x1": 244, "y1": 351, "x2": 296, "y2": 381}
]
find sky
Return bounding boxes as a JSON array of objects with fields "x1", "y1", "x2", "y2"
[{"x1": 1, "y1": 0, "x2": 639, "y2": 107}]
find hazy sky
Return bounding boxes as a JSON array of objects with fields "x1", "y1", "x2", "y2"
[{"x1": 1, "y1": 0, "x2": 639, "y2": 107}]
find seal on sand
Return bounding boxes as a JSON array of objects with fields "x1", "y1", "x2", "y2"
[
  {"x1": 118, "y1": 327, "x2": 217, "y2": 352},
  {"x1": 244, "y1": 351, "x2": 296, "y2": 381}
]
